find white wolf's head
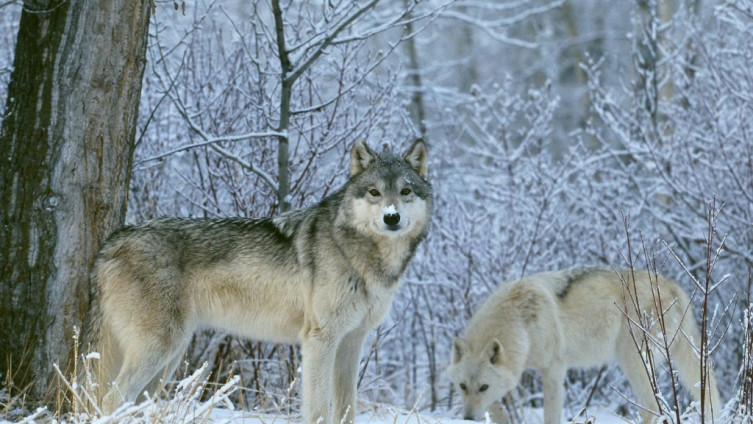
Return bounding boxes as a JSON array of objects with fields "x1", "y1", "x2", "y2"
[
  {"x1": 448, "y1": 337, "x2": 518, "y2": 421},
  {"x1": 343, "y1": 139, "x2": 431, "y2": 239}
]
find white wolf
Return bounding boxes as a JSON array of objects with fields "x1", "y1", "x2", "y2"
[
  {"x1": 448, "y1": 267, "x2": 721, "y2": 423},
  {"x1": 84, "y1": 139, "x2": 432, "y2": 424}
]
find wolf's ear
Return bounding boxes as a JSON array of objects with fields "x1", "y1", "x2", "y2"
[
  {"x1": 486, "y1": 339, "x2": 504, "y2": 366},
  {"x1": 350, "y1": 141, "x2": 377, "y2": 177},
  {"x1": 452, "y1": 337, "x2": 469, "y2": 364},
  {"x1": 403, "y1": 138, "x2": 428, "y2": 179}
]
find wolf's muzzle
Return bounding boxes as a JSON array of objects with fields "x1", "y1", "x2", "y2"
[{"x1": 383, "y1": 212, "x2": 400, "y2": 228}]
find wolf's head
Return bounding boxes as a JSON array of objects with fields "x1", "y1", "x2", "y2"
[
  {"x1": 341, "y1": 139, "x2": 431, "y2": 238},
  {"x1": 448, "y1": 338, "x2": 518, "y2": 421}
]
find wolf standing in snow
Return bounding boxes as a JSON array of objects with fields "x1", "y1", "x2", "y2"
[
  {"x1": 448, "y1": 267, "x2": 720, "y2": 424},
  {"x1": 83, "y1": 139, "x2": 432, "y2": 423}
]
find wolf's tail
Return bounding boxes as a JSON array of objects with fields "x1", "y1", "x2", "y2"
[
  {"x1": 81, "y1": 260, "x2": 101, "y2": 356},
  {"x1": 667, "y1": 280, "x2": 722, "y2": 418},
  {"x1": 80, "y1": 257, "x2": 121, "y2": 407}
]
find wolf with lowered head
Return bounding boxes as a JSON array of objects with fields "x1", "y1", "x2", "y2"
[
  {"x1": 84, "y1": 139, "x2": 432, "y2": 424},
  {"x1": 448, "y1": 267, "x2": 720, "y2": 424}
]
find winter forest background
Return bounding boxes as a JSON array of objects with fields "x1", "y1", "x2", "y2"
[{"x1": 1, "y1": 0, "x2": 752, "y2": 422}]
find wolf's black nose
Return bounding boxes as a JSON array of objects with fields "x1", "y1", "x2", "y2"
[{"x1": 383, "y1": 212, "x2": 400, "y2": 226}]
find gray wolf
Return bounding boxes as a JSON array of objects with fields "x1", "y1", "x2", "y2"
[
  {"x1": 83, "y1": 139, "x2": 432, "y2": 423},
  {"x1": 448, "y1": 267, "x2": 720, "y2": 423}
]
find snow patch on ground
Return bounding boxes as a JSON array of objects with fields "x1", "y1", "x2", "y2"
[{"x1": 208, "y1": 404, "x2": 628, "y2": 424}]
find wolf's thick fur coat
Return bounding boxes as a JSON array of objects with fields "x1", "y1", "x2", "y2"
[
  {"x1": 84, "y1": 140, "x2": 432, "y2": 424},
  {"x1": 448, "y1": 267, "x2": 721, "y2": 424}
]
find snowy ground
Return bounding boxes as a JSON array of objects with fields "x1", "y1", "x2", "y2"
[
  {"x1": 0, "y1": 365, "x2": 673, "y2": 424},
  {"x1": 5, "y1": 360, "x2": 724, "y2": 424},
  {"x1": 178, "y1": 403, "x2": 628, "y2": 424},
  {"x1": 1, "y1": 402, "x2": 630, "y2": 424}
]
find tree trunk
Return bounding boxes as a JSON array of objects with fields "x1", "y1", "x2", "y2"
[
  {"x1": 0, "y1": 0, "x2": 151, "y2": 403},
  {"x1": 272, "y1": 0, "x2": 292, "y2": 213},
  {"x1": 403, "y1": 0, "x2": 427, "y2": 139}
]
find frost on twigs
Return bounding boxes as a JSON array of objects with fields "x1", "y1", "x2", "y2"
[{"x1": 53, "y1": 361, "x2": 240, "y2": 423}]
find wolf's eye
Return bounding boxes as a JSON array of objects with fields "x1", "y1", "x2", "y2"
[
  {"x1": 459, "y1": 383, "x2": 467, "y2": 392},
  {"x1": 400, "y1": 187, "x2": 412, "y2": 196},
  {"x1": 369, "y1": 189, "x2": 380, "y2": 197},
  {"x1": 479, "y1": 384, "x2": 489, "y2": 393}
]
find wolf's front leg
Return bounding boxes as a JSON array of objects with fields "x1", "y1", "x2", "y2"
[
  {"x1": 541, "y1": 365, "x2": 566, "y2": 424},
  {"x1": 333, "y1": 328, "x2": 368, "y2": 424},
  {"x1": 302, "y1": 331, "x2": 338, "y2": 424}
]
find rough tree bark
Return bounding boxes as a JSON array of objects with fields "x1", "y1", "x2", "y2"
[{"x1": 0, "y1": 0, "x2": 151, "y2": 402}]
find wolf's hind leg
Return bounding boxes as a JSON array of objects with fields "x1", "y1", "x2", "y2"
[
  {"x1": 139, "y1": 350, "x2": 184, "y2": 403},
  {"x1": 87, "y1": 325, "x2": 124, "y2": 407},
  {"x1": 101, "y1": 341, "x2": 176, "y2": 414},
  {"x1": 333, "y1": 328, "x2": 368, "y2": 424}
]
